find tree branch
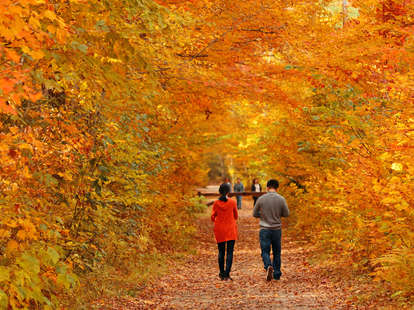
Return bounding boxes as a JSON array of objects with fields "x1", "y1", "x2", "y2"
[
  {"x1": 240, "y1": 28, "x2": 279, "y2": 34},
  {"x1": 176, "y1": 53, "x2": 208, "y2": 58}
]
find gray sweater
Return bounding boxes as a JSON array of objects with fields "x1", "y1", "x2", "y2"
[
  {"x1": 253, "y1": 191, "x2": 289, "y2": 230},
  {"x1": 233, "y1": 183, "x2": 244, "y2": 193}
]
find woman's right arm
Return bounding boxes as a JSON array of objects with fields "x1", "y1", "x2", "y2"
[
  {"x1": 233, "y1": 202, "x2": 238, "y2": 220},
  {"x1": 211, "y1": 202, "x2": 217, "y2": 222}
]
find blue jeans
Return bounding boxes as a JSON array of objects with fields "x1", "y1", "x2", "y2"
[
  {"x1": 236, "y1": 195, "x2": 242, "y2": 209},
  {"x1": 259, "y1": 229, "x2": 282, "y2": 279},
  {"x1": 218, "y1": 240, "x2": 235, "y2": 276}
]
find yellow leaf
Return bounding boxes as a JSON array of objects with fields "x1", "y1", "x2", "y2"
[
  {"x1": 56, "y1": 28, "x2": 67, "y2": 43},
  {"x1": 22, "y1": 166, "x2": 30, "y2": 178},
  {"x1": 0, "y1": 25, "x2": 14, "y2": 41},
  {"x1": 389, "y1": 176, "x2": 400, "y2": 184},
  {"x1": 391, "y1": 163, "x2": 403, "y2": 172},
  {"x1": 29, "y1": 16, "x2": 41, "y2": 28},
  {"x1": 4, "y1": 221, "x2": 18, "y2": 228},
  {"x1": 9, "y1": 126, "x2": 19, "y2": 134},
  {"x1": 16, "y1": 230, "x2": 26, "y2": 240},
  {"x1": 372, "y1": 183, "x2": 382, "y2": 193},
  {"x1": 30, "y1": 49, "x2": 45, "y2": 60},
  {"x1": 381, "y1": 197, "x2": 397, "y2": 205},
  {"x1": 21, "y1": 220, "x2": 36, "y2": 232},
  {"x1": 395, "y1": 200, "x2": 409, "y2": 211},
  {"x1": 0, "y1": 267, "x2": 10, "y2": 282},
  {"x1": 379, "y1": 152, "x2": 391, "y2": 161},
  {"x1": 43, "y1": 10, "x2": 57, "y2": 21},
  {"x1": 21, "y1": 46, "x2": 44, "y2": 60},
  {"x1": 0, "y1": 229, "x2": 10, "y2": 239},
  {"x1": 57, "y1": 172, "x2": 73, "y2": 181},
  {"x1": 18, "y1": 143, "x2": 33, "y2": 152},
  {"x1": 0, "y1": 143, "x2": 9, "y2": 152},
  {"x1": 46, "y1": 24, "x2": 56, "y2": 34}
]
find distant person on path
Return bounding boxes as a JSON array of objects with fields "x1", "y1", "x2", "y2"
[
  {"x1": 251, "y1": 178, "x2": 262, "y2": 206},
  {"x1": 224, "y1": 177, "x2": 232, "y2": 191},
  {"x1": 211, "y1": 183, "x2": 238, "y2": 280},
  {"x1": 253, "y1": 179, "x2": 289, "y2": 281},
  {"x1": 233, "y1": 178, "x2": 244, "y2": 210}
]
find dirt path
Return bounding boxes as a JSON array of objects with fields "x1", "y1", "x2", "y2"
[{"x1": 96, "y1": 197, "x2": 393, "y2": 309}]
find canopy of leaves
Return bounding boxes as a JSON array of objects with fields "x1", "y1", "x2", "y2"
[{"x1": 0, "y1": 0, "x2": 413, "y2": 307}]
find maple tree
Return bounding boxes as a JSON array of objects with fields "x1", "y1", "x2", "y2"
[{"x1": 1, "y1": 0, "x2": 413, "y2": 308}]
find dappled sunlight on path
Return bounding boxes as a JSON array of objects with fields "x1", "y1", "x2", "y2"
[
  {"x1": 100, "y1": 198, "x2": 357, "y2": 309},
  {"x1": 96, "y1": 198, "x2": 386, "y2": 309}
]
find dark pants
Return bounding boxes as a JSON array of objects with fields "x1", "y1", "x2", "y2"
[
  {"x1": 236, "y1": 195, "x2": 242, "y2": 209},
  {"x1": 259, "y1": 229, "x2": 282, "y2": 279},
  {"x1": 217, "y1": 240, "x2": 235, "y2": 276},
  {"x1": 253, "y1": 196, "x2": 258, "y2": 206}
]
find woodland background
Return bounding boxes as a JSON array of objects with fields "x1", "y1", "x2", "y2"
[{"x1": 0, "y1": 0, "x2": 413, "y2": 308}]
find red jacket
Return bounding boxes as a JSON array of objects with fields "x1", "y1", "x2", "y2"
[{"x1": 211, "y1": 198, "x2": 238, "y2": 243}]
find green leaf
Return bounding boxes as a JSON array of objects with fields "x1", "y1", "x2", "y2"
[
  {"x1": 57, "y1": 272, "x2": 77, "y2": 289},
  {"x1": 77, "y1": 44, "x2": 88, "y2": 53},
  {"x1": 0, "y1": 289, "x2": 7, "y2": 310},
  {"x1": 45, "y1": 174, "x2": 58, "y2": 186},
  {"x1": 56, "y1": 264, "x2": 66, "y2": 275},
  {"x1": 16, "y1": 286, "x2": 28, "y2": 300},
  {"x1": 95, "y1": 20, "x2": 109, "y2": 32},
  {"x1": 71, "y1": 41, "x2": 88, "y2": 54},
  {"x1": 391, "y1": 291, "x2": 403, "y2": 298},
  {"x1": 17, "y1": 254, "x2": 40, "y2": 274},
  {"x1": 47, "y1": 247, "x2": 60, "y2": 265}
]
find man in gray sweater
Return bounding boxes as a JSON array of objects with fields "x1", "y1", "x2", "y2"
[{"x1": 253, "y1": 179, "x2": 289, "y2": 281}]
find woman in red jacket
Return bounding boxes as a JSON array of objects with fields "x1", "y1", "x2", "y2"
[{"x1": 211, "y1": 183, "x2": 238, "y2": 280}]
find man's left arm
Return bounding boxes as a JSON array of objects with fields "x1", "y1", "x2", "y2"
[
  {"x1": 253, "y1": 198, "x2": 261, "y2": 218},
  {"x1": 281, "y1": 198, "x2": 290, "y2": 217}
]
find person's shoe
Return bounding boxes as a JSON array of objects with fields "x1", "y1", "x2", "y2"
[
  {"x1": 266, "y1": 266, "x2": 274, "y2": 281},
  {"x1": 223, "y1": 272, "x2": 232, "y2": 281},
  {"x1": 219, "y1": 272, "x2": 226, "y2": 280},
  {"x1": 273, "y1": 275, "x2": 280, "y2": 280}
]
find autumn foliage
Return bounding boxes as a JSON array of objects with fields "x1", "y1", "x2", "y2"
[
  {"x1": 0, "y1": 0, "x2": 209, "y2": 308},
  {"x1": 1, "y1": 0, "x2": 413, "y2": 308},
  {"x1": 207, "y1": 0, "x2": 414, "y2": 302}
]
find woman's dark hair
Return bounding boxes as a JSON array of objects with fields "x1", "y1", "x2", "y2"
[
  {"x1": 218, "y1": 183, "x2": 231, "y2": 202},
  {"x1": 266, "y1": 179, "x2": 279, "y2": 190}
]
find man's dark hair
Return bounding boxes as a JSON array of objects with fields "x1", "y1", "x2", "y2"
[{"x1": 266, "y1": 179, "x2": 279, "y2": 190}]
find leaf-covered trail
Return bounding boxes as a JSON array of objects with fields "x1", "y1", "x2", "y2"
[{"x1": 98, "y1": 198, "x2": 383, "y2": 309}]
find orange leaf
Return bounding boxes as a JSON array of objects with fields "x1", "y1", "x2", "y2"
[
  {"x1": 0, "y1": 98, "x2": 17, "y2": 115},
  {"x1": 6, "y1": 240, "x2": 19, "y2": 253},
  {"x1": 5, "y1": 48, "x2": 21, "y2": 63}
]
